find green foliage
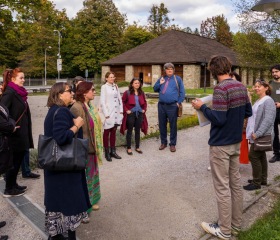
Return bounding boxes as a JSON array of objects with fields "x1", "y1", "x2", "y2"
[
  {"x1": 70, "y1": 0, "x2": 126, "y2": 74},
  {"x1": 123, "y1": 24, "x2": 156, "y2": 50},
  {"x1": 233, "y1": 30, "x2": 275, "y2": 69},
  {"x1": 200, "y1": 14, "x2": 233, "y2": 48},
  {"x1": 142, "y1": 86, "x2": 214, "y2": 95},
  {"x1": 29, "y1": 149, "x2": 38, "y2": 169},
  {"x1": 238, "y1": 196, "x2": 280, "y2": 240},
  {"x1": 147, "y1": 3, "x2": 170, "y2": 36},
  {"x1": 142, "y1": 115, "x2": 199, "y2": 140}
]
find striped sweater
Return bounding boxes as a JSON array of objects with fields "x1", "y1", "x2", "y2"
[{"x1": 200, "y1": 79, "x2": 252, "y2": 146}]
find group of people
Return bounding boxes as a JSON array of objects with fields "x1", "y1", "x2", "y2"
[
  {"x1": 192, "y1": 57, "x2": 280, "y2": 240},
  {"x1": 2, "y1": 59, "x2": 280, "y2": 240}
]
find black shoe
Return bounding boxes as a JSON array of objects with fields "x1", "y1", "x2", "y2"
[
  {"x1": 104, "y1": 147, "x2": 112, "y2": 162},
  {"x1": 243, "y1": 183, "x2": 261, "y2": 191},
  {"x1": 269, "y1": 155, "x2": 280, "y2": 163},
  {"x1": 0, "y1": 235, "x2": 8, "y2": 240},
  {"x1": 15, "y1": 184, "x2": 28, "y2": 191},
  {"x1": 127, "y1": 149, "x2": 133, "y2": 155},
  {"x1": 248, "y1": 179, "x2": 267, "y2": 186},
  {"x1": 0, "y1": 221, "x2": 6, "y2": 228},
  {"x1": 110, "y1": 147, "x2": 122, "y2": 159},
  {"x1": 3, "y1": 188, "x2": 25, "y2": 198},
  {"x1": 22, "y1": 172, "x2": 40, "y2": 179}
]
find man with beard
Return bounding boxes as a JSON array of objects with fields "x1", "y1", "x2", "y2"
[{"x1": 269, "y1": 64, "x2": 280, "y2": 163}]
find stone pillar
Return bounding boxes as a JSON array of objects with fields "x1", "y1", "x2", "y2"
[
  {"x1": 241, "y1": 68, "x2": 247, "y2": 86},
  {"x1": 248, "y1": 69, "x2": 254, "y2": 86},
  {"x1": 183, "y1": 64, "x2": 200, "y2": 89},
  {"x1": 101, "y1": 66, "x2": 110, "y2": 83},
  {"x1": 151, "y1": 65, "x2": 162, "y2": 85},
  {"x1": 125, "y1": 65, "x2": 133, "y2": 82}
]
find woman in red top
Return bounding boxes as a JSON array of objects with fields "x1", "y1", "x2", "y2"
[{"x1": 120, "y1": 78, "x2": 148, "y2": 155}]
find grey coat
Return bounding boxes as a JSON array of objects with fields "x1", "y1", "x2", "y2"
[{"x1": 254, "y1": 97, "x2": 276, "y2": 138}]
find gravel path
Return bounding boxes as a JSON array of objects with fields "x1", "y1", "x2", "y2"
[{"x1": 1, "y1": 94, "x2": 280, "y2": 240}]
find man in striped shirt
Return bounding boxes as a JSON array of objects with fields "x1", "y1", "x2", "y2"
[{"x1": 192, "y1": 55, "x2": 252, "y2": 240}]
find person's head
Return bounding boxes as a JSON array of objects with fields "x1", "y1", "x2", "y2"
[
  {"x1": 208, "y1": 55, "x2": 232, "y2": 80},
  {"x1": 3, "y1": 68, "x2": 25, "y2": 91},
  {"x1": 229, "y1": 71, "x2": 241, "y2": 82},
  {"x1": 164, "y1": 62, "x2": 175, "y2": 77},
  {"x1": 72, "y1": 76, "x2": 85, "y2": 93},
  {"x1": 270, "y1": 64, "x2": 280, "y2": 81},
  {"x1": 129, "y1": 77, "x2": 143, "y2": 95},
  {"x1": 47, "y1": 82, "x2": 73, "y2": 107},
  {"x1": 105, "y1": 71, "x2": 116, "y2": 84},
  {"x1": 76, "y1": 81, "x2": 95, "y2": 103},
  {"x1": 254, "y1": 79, "x2": 271, "y2": 97},
  {"x1": 73, "y1": 76, "x2": 85, "y2": 86}
]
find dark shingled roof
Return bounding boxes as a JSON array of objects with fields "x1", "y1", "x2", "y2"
[{"x1": 102, "y1": 30, "x2": 237, "y2": 66}]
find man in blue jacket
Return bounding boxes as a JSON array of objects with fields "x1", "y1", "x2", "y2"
[
  {"x1": 153, "y1": 63, "x2": 185, "y2": 152},
  {"x1": 192, "y1": 56, "x2": 252, "y2": 240}
]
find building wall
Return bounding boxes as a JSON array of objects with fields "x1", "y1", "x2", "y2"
[
  {"x1": 101, "y1": 66, "x2": 110, "y2": 82},
  {"x1": 125, "y1": 65, "x2": 133, "y2": 82},
  {"x1": 151, "y1": 65, "x2": 162, "y2": 85},
  {"x1": 184, "y1": 65, "x2": 200, "y2": 89}
]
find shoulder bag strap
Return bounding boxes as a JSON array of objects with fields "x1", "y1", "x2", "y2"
[
  {"x1": 174, "y1": 75, "x2": 179, "y2": 97},
  {"x1": 15, "y1": 103, "x2": 28, "y2": 125}
]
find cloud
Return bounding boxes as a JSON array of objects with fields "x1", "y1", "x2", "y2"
[{"x1": 52, "y1": 0, "x2": 239, "y2": 31}]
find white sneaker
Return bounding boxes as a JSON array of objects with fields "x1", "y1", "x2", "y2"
[{"x1": 201, "y1": 222, "x2": 231, "y2": 240}]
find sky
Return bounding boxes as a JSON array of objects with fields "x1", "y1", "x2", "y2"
[{"x1": 51, "y1": 0, "x2": 241, "y2": 32}]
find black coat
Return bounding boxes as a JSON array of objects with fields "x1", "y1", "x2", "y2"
[
  {"x1": 0, "y1": 103, "x2": 16, "y2": 174},
  {"x1": 0, "y1": 86, "x2": 34, "y2": 151},
  {"x1": 44, "y1": 105, "x2": 91, "y2": 216}
]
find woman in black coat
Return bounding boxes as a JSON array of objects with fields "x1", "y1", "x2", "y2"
[
  {"x1": 1, "y1": 68, "x2": 33, "y2": 197},
  {"x1": 44, "y1": 82, "x2": 91, "y2": 240}
]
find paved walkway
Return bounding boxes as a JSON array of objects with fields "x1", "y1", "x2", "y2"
[{"x1": 1, "y1": 95, "x2": 280, "y2": 239}]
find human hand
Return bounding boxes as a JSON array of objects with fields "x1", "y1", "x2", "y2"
[
  {"x1": 160, "y1": 77, "x2": 165, "y2": 84},
  {"x1": 126, "y1": 110, "x2": 131, "y2": 114},
  {"x1": 191, "y1": 99, "x2": 203, "y2": 109},
  {"x1": 276, "y1": 102, "x2": 280, "y2": 108},
  {"x1": 73, "y1": 116, "x2": 84, "y2": 128},
  {"x1": 252, "y1": 133, "x2": 257, "y2": 140},
  {"x1": 142, "y1": 110, "x2": 145, "y2": 113}
]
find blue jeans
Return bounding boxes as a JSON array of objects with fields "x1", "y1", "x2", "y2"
[
  {"x1": 21, "y1": 149, "x2": 31, "y2": 177},
  {"x1": 158, "y1": 102, "x2": 178, "y2": 146}
]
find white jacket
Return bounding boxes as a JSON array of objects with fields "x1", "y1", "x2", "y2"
[{"x1": 99, "y1": 83, "x2": 123, "y2": 129}]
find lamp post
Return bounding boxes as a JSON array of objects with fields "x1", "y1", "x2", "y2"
[
  {"x1": 53, "y1": 29, "x2": 62, "y2": 80},
  {"x1": 252, "y1": 0, "x2": 280, "y2": 12},
  {"x1": 201, "y1": 59, "x2": 207, "y2": 93},
  {"x1": 44, "y1": 46, "x2": 52, "y2": 86}
]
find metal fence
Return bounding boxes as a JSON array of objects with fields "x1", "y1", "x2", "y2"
[{"x1": 24, "y1": 77, "x2": 102, "y2": 86}]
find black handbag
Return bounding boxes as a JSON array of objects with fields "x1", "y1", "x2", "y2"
[
  {"x1": 38, "y1": 108, "x2": 89, "y2": 171},
  {"x1": 254, "y1": 135, "x2": 272, "y2": 152}
]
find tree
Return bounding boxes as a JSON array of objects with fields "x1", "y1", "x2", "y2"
[
  {"x1": 122, "y1": 24, "x2": 156, "y2": 51},
  {"x1": 233, "y1": 30, "x2": 275, "y2": 68},
  {"x1": 232, "y1": 0, "x2": 280, "y2": 38},
  {"x1": 68, "y1": 0, "x2": 126, "y2": 75},
  {"x1": 200, "y1": 14, "x2": 233, "y2": 47},
  {"x1": 147, "y1": 3, "x2": 170, "y2": 36},
  {"x1": 5, "y1": 0, "x2": 68, "y2": 77},
  {"x1": 0, "y1": 4, "x2": 18, "y2": 69}
]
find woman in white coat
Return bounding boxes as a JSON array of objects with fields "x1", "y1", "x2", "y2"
[{"x1": 100, "y1": 71, "x2": 123, "y2": 161}]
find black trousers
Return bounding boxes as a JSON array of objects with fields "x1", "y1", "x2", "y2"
[
  {"x1": 273, "y1": 108, "x2": 280, "y2": 156},
  {"x1": 5, "y1": 150, "x2": 25, "y2": 190},
  {"x1": 126, "y1": 112, "x2": 143, "y2": 149}
]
